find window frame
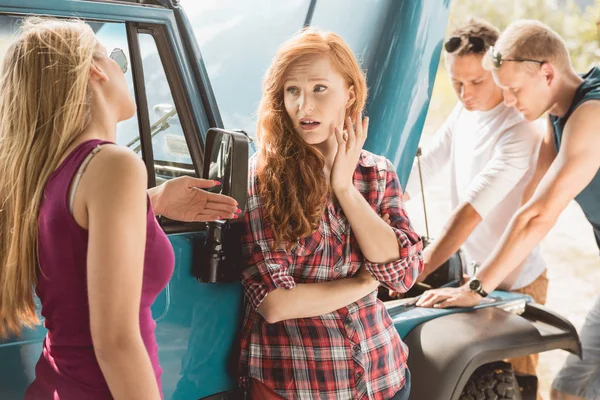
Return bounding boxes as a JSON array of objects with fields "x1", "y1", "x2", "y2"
[{"x1": 127, "y1": 21, "x2": 210, "y2": 233}]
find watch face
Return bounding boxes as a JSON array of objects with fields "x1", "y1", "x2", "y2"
[{"x1": 469, "y1": 279, "x2": 481, "y2": 291}]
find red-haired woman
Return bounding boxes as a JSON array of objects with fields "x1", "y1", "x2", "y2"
[{"x1": 239, "y1": 29, "x2": 423, "y2": 400}]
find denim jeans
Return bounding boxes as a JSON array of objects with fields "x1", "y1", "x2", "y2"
[{"x1": 388, "y1": 369, "x2": 411, "y2": 400}]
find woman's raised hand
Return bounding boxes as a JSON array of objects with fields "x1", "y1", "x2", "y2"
[{"x1": 330, "y1": 114, "x2": 369, "y2": 194}]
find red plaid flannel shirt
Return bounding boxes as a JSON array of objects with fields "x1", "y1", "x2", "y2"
[{"x1": 239, "y1": 150, "x2": 423, "y2": 400}]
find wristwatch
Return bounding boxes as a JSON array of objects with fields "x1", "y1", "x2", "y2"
[{"x1": 468, "y1": 277, "x2": 489, "y2": 298}]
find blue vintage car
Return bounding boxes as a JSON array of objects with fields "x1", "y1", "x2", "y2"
[{"x1": 0, "y1": 1, "x2": 581, "y2": 399}]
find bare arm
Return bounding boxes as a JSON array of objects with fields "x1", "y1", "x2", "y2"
[
  {"x1": 477, "y1": 104, "x2": 599, "y2": 293},
  {"x1": 258, "y1": 271, "x2": 379, "y2": 324},
  {"x1": 83, "y1": 147, "x2": 161, "y2": 400},
  {"x1": 420, "y1": 202, "x2": 482, "y2": 280},
  {"x1": 336, "y1": 186, "x2": 402, "y2": 263},
  {"x1": 521, "y1": 117, "x2": 557, "y2": 205},
  {"x1": 337, "y1": 160, "x2": 423, "y2": 293}
]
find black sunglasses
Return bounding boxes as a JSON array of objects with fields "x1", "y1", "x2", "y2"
[
  {"x1": 444, "y1": 36, "x2": 485, "y2": 54},
  {"x1": 489, "y1": 46, "x2": 545, "y2": 69},
  {"x1": 109, "y1": 48, "x2": 128, "y2": 74}
]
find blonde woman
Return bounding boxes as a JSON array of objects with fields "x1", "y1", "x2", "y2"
[
  {"x1": 0, "y1": 18, "x2": 239, "y2": 399},
  {"x1": 240, "y1": 29, "x2": 423, "y2": 400}
]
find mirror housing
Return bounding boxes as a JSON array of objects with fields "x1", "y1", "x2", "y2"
[
  {"x1": 196, "y1": 128, "x2": 249, "y2": 283},
  {"x1": 202, "y1": 128, "x2": 249, "y2": 214}
]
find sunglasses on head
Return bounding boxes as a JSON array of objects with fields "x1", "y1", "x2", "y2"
[
  {"x1": 109, "y1": 48, "x2": 128, "y2": 74},
  {"x1": 444, "y1": 35, "x2": 485, "y2": 54},
  {"x1": 488, "y1": 46, "x2": 545, "y2": 69}
]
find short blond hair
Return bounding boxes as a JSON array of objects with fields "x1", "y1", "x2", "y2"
[{"x1": 483, "y1": 20, "x2": 571, "y2": 71}]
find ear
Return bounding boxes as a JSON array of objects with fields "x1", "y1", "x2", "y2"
[
  {"x1": 346, "y1": 85, "x2": 356, "y2": 109},
  {"x1": 89, "y1": 62, "x2": 109, "y2": 84},
  {"x1": 541, "y1": 63, "x2": 555, "y2": 87}
]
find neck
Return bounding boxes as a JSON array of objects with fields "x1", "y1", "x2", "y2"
[
  {"x1": 76, "y1": 96, "x2": 118, "y2": 145},
  {"x1": 313, "y1": 134, "x2": 338, "y2": 178},
  {"x1": 548, "y1": 69, "x2": 584, "y2": 118}
]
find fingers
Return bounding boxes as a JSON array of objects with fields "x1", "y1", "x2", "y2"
[
  {"x1": 204, "y1": 191, "x2": 239, "y2": 207},
  {"x1": 196, "y1": 189, "x2": 239, "y2": 207},
  {"x1": 353, "y1": 113, "x2": 367, "y2": 139},
  {"x1": 195, "y1": 202, "x2": 238, "y2": 220},
  {"x1": 433, "y1": 297, "x2": 459, "y2": 309},
  {"x1": 185, "y1": 177, "x2": 222, "y2": 189},
  {"x1": 345, "y1": 116, "x2": 356, "y2": 150},
  {"x1": 416, "y1": 289, "x2": 452, "y2": 308},
  {"x1": 382, "y1": 213, "x2": 391, "y2": 225},
  {"x1": 190, "y1": 208, "x2": 236, "y2": 222},
  {"x1": 334, "y1": 126, "x2": 345, "y2": 148},
  {"x1": 204, "y1": 201, "x2": 240, "y2": 214}
]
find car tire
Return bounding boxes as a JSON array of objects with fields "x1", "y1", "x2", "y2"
[{"x1": 459, "y1": 361, "x2": 522, "y2": 400}]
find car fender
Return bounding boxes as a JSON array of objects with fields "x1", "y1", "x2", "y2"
[{"x1": 404, "y1": 303, "x2": 581, "y2": 400}]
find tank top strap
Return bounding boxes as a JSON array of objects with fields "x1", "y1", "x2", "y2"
[{"x1": 48, "y1": 139, "x2": 115, "y2": 204}]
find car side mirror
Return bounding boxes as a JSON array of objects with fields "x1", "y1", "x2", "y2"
[
  {"x1": 196, "y1": 128, "x2": 249, "y2": 283},
  {"x1": 202, "y1": 128, "x2": 249, "y2": 216}
]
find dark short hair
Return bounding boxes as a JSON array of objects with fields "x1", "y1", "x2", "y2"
[{"x1": 446, "y1": 17, "x2": 500, "y2": 56}]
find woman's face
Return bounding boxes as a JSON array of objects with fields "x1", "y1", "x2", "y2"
[
  {"x1": 283, "y1": 54, "x2": 355, "y2": 146},
  {"x1": 92, "y1": 43, "x2": 136, "y2": 122}
]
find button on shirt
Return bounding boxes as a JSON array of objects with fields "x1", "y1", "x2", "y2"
[{"x1": 239, "y1": 151, "x2": 423, "y2": 400}]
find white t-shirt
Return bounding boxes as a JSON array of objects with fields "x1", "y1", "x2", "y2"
[{"x1": 405, "y1": 102, "x2": 546, "y2": 290}]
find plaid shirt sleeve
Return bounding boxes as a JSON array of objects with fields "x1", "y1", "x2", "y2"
[
  {"x1": 364, "y1": 159, "x2": 424, "y2": 293},
  {"x1": 241, "y1": 183, "x2": 297, "y2": 311}
]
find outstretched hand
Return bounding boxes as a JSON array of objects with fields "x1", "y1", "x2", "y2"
[
  {"x1": 415, "y1": 285, "x2": 481, "y2": 308},
  {"x1": 152, "y1": 176, "x2": 240, "y2": 222},
  {"x1": 330, "y1": 114, "x2": 369, "y2": 194}
]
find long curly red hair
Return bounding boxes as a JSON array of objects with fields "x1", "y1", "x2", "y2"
[{"x1": 256, "y1": 29, "x2": 368, "y2": 248}]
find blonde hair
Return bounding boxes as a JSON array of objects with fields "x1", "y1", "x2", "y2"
[
  {"x1": 256, "y1": 29, "x2": 368, "y2": 248},
  {"x1": 0, "y1": 17, "x2": 98, "y2": 337},
  {"x1": 483, "y1": 19, "x2": 571, "y2": 71}
]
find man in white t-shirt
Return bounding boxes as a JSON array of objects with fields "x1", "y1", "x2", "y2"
[{"x1": 403, "y1": 18, "x2": 547, "y2": 380}]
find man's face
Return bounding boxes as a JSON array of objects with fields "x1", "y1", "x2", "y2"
[
  {"x1": 492, "y1": 62, "x2": 552, "y2": 121},
  {"x1": 447, "y1": 54, "x2": 500, "y2": 111}
]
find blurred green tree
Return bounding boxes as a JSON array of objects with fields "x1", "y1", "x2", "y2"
[{"x1": 447, "y1": 0, "x2": 600, "y2": 71}]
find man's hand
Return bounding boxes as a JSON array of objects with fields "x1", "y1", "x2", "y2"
[
  {"x1": 415, "y1": 284, "x2": 481, "y2": 308},
  {"x1": 150, "y1": 176, "x2": 240, "y2": 222}
]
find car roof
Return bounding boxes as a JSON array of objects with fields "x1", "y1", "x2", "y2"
[{"x1": 81, "y1": 0, "x2": 170, "y2": 8}]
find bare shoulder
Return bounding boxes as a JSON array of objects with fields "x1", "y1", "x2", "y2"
[
  {"x1": 566, "y1": 100, "x2": 600, "y2": 138},
  {"x1": 81, "y1": 145, "x2": 147, "y2": 201}
]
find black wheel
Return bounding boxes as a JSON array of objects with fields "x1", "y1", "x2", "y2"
[{"x1": 459, "y1": 361, "x2": 522, "y2": 400}]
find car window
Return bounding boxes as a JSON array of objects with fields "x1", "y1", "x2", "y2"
[{"x1": 138, "y1": 32, "x2": 195, "y2": 184}]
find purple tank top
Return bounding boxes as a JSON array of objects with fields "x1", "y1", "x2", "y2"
[{"x1": 25, "y1": 139, "x2": 175, "y2": 399}]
